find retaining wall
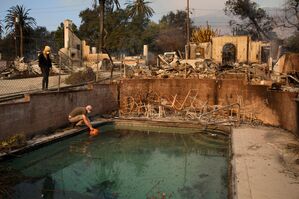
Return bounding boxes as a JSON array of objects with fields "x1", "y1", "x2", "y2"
[
  {"x1": 120, "y1": 79, "x2": 299, "y2": 136},
  {"x1": 0, "y1": 84, "x2": 118, "y2": 139},
  {"x1": 1, "y1": 79, "x2": 298, "y2": 139}
]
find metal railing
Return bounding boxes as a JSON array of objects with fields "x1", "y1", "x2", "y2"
[
  {"x1": 0, "y1": 50, "x2": 122, "y2": 99},
  {"x1": 0, "y1": 52, "x2": 73, "y2": 98}
]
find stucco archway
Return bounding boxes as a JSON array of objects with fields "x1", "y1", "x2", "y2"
[{"x1": 222, "y1": 43, "x2": 236, "y2": 66}]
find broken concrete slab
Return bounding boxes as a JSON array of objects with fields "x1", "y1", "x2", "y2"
[{"x1": 0, "y1": 61, "x2": 7, "y2": 72}]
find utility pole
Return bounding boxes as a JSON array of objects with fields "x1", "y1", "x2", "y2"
[
  {"x1": 20, "y1": 23, "x2": 23, "y2": 57},
  {"x1": 14, "y1": 15, "x2": 18, "y2": 57},
  {"x1": 15, "y1": 16, "x2": 23, "y2": 57},
  {"x1": 99, "y1": 0, "x2": 105, "y2": 53},
  {"x1": 185, "y1": 0, "x2": 190, "y2": 78},
  {"x1": 186, "y1": 0, "x2": 190, "y2": 46},
  {"x1": 15, "y1": 15, "x2": 23, "y2": 57}
]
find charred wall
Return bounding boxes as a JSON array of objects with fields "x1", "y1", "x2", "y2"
[{"x1": 120, "y1": 79, "x2": 298, "y2": 136}]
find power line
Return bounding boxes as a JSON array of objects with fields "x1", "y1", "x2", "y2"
[
  {"x1": 194, "y1": 21, "x2": 230, "y2": 24},
  {"x1": 31, "y1": 3, "x2": 90, "y2": 10},
  {"x1": 1, "y1": 3, "x2": 88, "y2": 12},
  {"x1": 30, "y1": 8, "x2": 84, "y2": 14},
  {"x1": 192, "y1": 8, "x2": 222, "y2": 11},
  {"x1": 0, "y1": 3, "x2": 91, "y2": 14}
]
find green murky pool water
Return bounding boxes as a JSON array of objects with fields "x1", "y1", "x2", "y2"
[{"x1": 0, "y1": 124, "x2": 229, "y2": 199}]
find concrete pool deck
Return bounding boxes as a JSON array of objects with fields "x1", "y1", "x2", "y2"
[{"x1": 232, "y1": 126, "x2": 299, "y2": 199}]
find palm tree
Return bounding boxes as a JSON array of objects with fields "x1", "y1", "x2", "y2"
[
  {"x1": 0, "y1": 20, "x2": 3, "y2": 38},
  {"x1": 126, "y1": 0, "x2": 154, "y2": 19},
  {"x1": 5, "y1": 5, "x2": 36, "y2": 57},
  {"x1": 98, "y1": 0, "x2": 120, "y2": 52},
  {"x1": 92, "y1": 0, "x2": 98, "y2": 9}
]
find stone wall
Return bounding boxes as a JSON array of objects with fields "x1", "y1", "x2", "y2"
[
  {"x1": 0, "y1": 84, "x2": 118, "y2": 140},
  {"x1": 120, "y1": 79, "x2": 299, "y2": 136},
  {"x1": 212, "y1": 36, "x2": 249, "y2": 64}
]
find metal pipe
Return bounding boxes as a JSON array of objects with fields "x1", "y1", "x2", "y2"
[
  {"x1": 287, "y1": 75, "x2": 299, "y2": 84},
  {"x1": 199, "y1": 103, "x2": 241, "y2": 119},
  {"x1": 58, "y1": 55, "x2": 62, "y2": 91}
]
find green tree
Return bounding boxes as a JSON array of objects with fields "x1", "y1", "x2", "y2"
[
  {"x1": 0, "y1": 20, "x2": 3, "y2": 38},
  {"x1": 224, "y1": 0, "x2": 274, "y2": 40},
  {"x1": 79, "y1": 2, "x2": 157, "y2": 55},
  {"x1": 0, "y1": 26, "x2": 55, "y2": 59},
  {"x1": 142, "y1": 21, "x2": 159, "y2": 51},
  {"x1": 26, "y1": 26, "x2": 54, "y2": 56},
  {"x1": 5, "y1": 5, "x2": 36, "y2": 57},
  {"x1": 79, "y1": 8, "x2": 99, "y2": 48},
  {"x1": 98, "y1": 0, "x2": 120, "y2": 52},
  {"x1": 104, "y1": 8, "x2": 154, "y2": 55},
  {"x1": 126, "y1": 0, "x2": 154, "y2": 18},
  {"x1": 53, "y1": 23, "x2": 64, "y2": 50},
  {"x1": 125, "y1": 16, "x2": 150, "y2": 55},
  {"x1": 123, "y1": 0, "x2": 155, "y2": 55},
  {"x1": 159, "y1": 10, "x2": 188, "y2": 30},
  {"x1": 155, "y1": 10, "x2": 190, "y2": 52},
  {"x1": 53, "y1": 23, "x2": 79, "y2": 50},
  {"x1": 277, "y1": 0, "x2": 299, "y2": 31},
  {"x1": 0, "y1": 34, "x2": 17, "y2": 59},
  {"x1": 79, "y1": 1, "x2": 120, "y2": 51},
  {"x1": 104, "y1": 9, "x2": 129, "y2": 53},
  {"x1": 155, "y1": 27, "x2": 185, "y2": 52}
]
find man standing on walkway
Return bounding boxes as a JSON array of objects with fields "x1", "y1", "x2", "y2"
[{"x1": 38, "y1": 46, "x2": 52, "y2": 90}]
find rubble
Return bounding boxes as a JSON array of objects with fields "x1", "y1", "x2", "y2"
[
  {"x1": 117, "y1": 46, "x2": 298, "y2": 126},
  {"x1": 14, "y1": 57, "x2": 27, "y2": 72},
  {"x1": 121, "y1": 52, "x2": 274, "y2": 82},
  {"x1": 0, "y1": 57, "x2": 60, "y2": 79},
  {"x1": 119, "y1": 89, "x2": 265, "y2": 126},
  {"x1": 118, "y1": 35, "x2": 298, "y2": 90},
  {"x1": 0, "y1": 61, "x2": 7, "y2": 73},
  {"x1": 86, "y1": 62, "x2": 103, "y2": 73},
  {"x1": 272, "y1": 53, "x2": 299, "y2": 86},
  {"x1": 30, "y1": 63, "x2": 42, "y2": 74}
]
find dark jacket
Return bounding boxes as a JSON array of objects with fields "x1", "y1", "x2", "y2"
[{"x1": 38, "y1": 53, "x2": 52, "y2": 69}]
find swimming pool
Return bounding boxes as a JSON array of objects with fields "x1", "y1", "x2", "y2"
[{"x1": 0, "y1": 122, "x2": 229, "y2": 199}]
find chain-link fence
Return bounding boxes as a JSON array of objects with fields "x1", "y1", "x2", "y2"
[
  {"x1": 0, "y1": 54, "x2": 123, "y2": 99},
  {"x1": 0, "y1": 74, "x2": 68, "y2": 96},
  {"x1": 0, "y1": 29, "x2": 127, "y2": 99}
]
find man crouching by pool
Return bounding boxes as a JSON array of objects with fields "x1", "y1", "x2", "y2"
[{"x1": 68, "y1": 105, "x2": 95, "y2": 132}]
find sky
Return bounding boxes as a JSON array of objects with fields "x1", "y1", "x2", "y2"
[{"x1": 0, "y1": 0, "x2": 285, "y2": 32}]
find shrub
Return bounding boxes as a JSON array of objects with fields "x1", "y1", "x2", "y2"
[
  {"x1": 191, "y1": 25, "x2": 220, "y2": 44},
  {"x1": 0, "y1": 133, "x2": 26, "y2": 152},
  {"x1": 65, "y1": 67, "x2": 96, "y2": 85}
]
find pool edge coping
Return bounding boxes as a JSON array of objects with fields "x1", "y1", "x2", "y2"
[{"x1": 0, "y1": 118, "x2": 231, "y2": 159}]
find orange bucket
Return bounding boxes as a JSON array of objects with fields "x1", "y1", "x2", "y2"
[{"x1": 89, "y1": 129, "x2": 99, "y2": 136}]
